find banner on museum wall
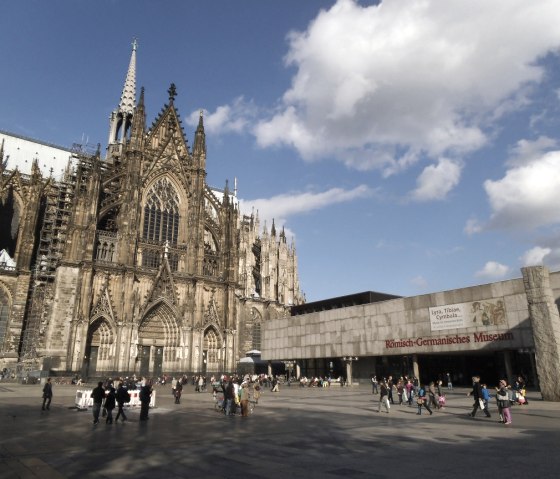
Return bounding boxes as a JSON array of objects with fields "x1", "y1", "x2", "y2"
[{"x1": 429, "y1": 298, "x2": 506, "y2": 331}]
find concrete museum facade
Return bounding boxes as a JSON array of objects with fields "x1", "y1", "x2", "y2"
[{"x1": 262, "y1": 266, "x2": 560, "y2": 401}]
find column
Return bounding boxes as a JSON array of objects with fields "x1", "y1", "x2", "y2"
[
  {"x1": 412, "y1": 354, "x2": 420, "y2": 380},
  {"x1": 346, "y1": 361, "x2": 352, "y2": 386},
  {"x1": 522, "y1": 266, "x2": 560, "y2": 401}
]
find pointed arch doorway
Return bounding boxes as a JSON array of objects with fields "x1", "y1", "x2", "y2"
[
  {"x1": 84, "y1": 318, "x2": 114, "y2": 377},
  {"x1": 138, "y1": 302, "x2": 180, "y2": 377},
  {"x1": 203, "y1": 327, "x2": 222, "y2": 374}
]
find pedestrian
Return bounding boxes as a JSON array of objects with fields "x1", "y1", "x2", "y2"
[
  {"x1": 139, "y1": 379, "x2": 152, "y2": 421},
  {"x1": 223, "y1": 376, "x2": 235, "y2": 416},
  {"x1": 371, "y1": 374, "x2": 378, "y2": 394},
  {"x1": 42, "y1": 377, "x2": 53, "y2": 411},
  {"x1": 397, "y1": 380, "x2": 404, "y2": 405},
  {"x1": 115, "y1": 381, "x2": 129, "y2": 422},
  {"x1": 428, "y1": 381, "x2": 440, "y2": 410},
  {"x1": 240, "y1": 382, "x2": 250, "y2": 417},
  {"x1": 496, "y1": 379, "x2": 512, "y2": 425},
  {"x1": 416, "y1": 384, "x2": 433, "y2": 415},
  {"x1": 377, "y1": 381, "x2": 390, "y2": 413},
  {"x1": 467, "y1": 376, "x2": 491, "y2": 418},
  {"x1": 481, "y1": 383, "x2": 491, "y2": 412},
  {"x1": 446, "y1": 372, "x2": 453, "y2": 391},
  {"x1": 91, "y1": 381, "x2": 105, "y2": 425},
  {"x1": 175, "y1": 380, "x2": 183, "y2": 404},
  {"x1": 405, "y1": 379, "x2": 414, "y2": 406},
  {"x1": 387, "y1": 376, "x2": 394, "y2": 404},
  {"x1": 104, "y1": 383, "x2": 116, "y2": 424},
  {"x1": 271, "y1": 377, "x2": 279, "y2": 392}
]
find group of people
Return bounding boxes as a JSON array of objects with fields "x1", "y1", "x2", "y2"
[
  {"x1": 89, "y1": 377, "x2": 152, "y2": 425},
  {"x1": 370, "y1": 372, "x2": 528, "y2": 424},
  {"x1": 214, "y1": 374, "x2": 259, "y2": 417}
]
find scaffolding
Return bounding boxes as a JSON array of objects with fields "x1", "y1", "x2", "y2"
[{"x1": 17, "y1": 146, "x2": 97, "y2": 376}]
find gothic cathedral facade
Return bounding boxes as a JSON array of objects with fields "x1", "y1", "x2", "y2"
[{"x1": 0, "y1": 43, "x2": 304, "y2": 378}]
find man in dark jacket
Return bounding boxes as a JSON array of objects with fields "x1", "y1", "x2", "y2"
[
  {"x1": 174, "y1": 380, "x2": 183, "y2": 404},
  {"x1": 42, "y1": 377, "x2": 53, "y2": 411},
  {"x1": 104, "y1": 384, "x2": 116, "y2": 424},
  {"x1": 467, "y1": 375, "x2": 491, "y2": 418},
  {"x1": 223, "y1": 377, "x2": 235, "y2": 416},
  {"x1": 139, "y1": 379, "x2": 152, "y2": 421},
  {"x1": 115, "y1": 381, "x2": 130, "y2": 422},
  {"x1": 91, "y1": 381, "x2": 105, "y2": 425}
]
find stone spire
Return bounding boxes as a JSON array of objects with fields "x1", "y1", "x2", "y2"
[
  {"x1": 193, "y1": 109, "x2": 206, "y2": 157},
  {"x1": 118, "y1": 39, "x2": 137, "y2": 116},
  {"x1": 107, "y1": 40, "x2": 138, "y2": 155},
  {"x1": 130, "y1": 87, "x2": 146, "y2": 149}
]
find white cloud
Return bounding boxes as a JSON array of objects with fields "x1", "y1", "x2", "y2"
[
  {"x1": 507, "y1": 136, "x2": 557, "y2": 167},
  {"x1": 464, "y1": 217, "x2": 482, "y2": 236},
  {"x1": 475, "y1": 261, "x2": 510, "y2": 279},
  {"x1": 186, "y1": 97, "x2": 257, "y2": 135},
  {"x1": 252, "y1": 0, "x2": 560, "y2": 171},
  {"x1": 410, "y1": 158, "x2": 462, "y2": 201},
  {"x1": 484, "y1": 151, "x2": 560, "y2": 229},
  {"x1": 520, "y1": 246, "x2": 551, "y2": 266},
  {"x1": 239, "y1": 184, "x2": 373, "y2": 233}
]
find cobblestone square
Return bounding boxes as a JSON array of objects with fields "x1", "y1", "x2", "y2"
[{"x1": 1, "y1": 383, "x2": 559, "y2": 478}]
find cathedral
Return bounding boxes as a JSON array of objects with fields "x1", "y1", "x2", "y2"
[{"x1": 0, "y1": 42, "x2": 304, "y2": 378}]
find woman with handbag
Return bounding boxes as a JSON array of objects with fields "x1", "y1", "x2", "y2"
[
  {"x1": 416, "y1": 385, "x2": 433, "y2": 415},
  {"x1": 496, "y1": 380, "x2": 512, "y2": 425}
]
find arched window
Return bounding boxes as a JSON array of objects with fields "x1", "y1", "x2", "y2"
[{"x1": 142, "y1": 178, "x2": 180, "y2": 244}]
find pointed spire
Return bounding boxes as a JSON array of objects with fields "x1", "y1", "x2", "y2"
[
  {"x1": 118, "y1": 39, "x2": 137, "y2": 115},
  {"x1": 193, "y1": 109, "x2": 206, "y2": 156},
  {"x1": 168, "y1": 83, "x2": 177, "y2": 103},
  {"x1": 271, "y1": 219, "x2": 277, "y2": 237},
  {"x1": 280, "y1": 226, "x2": 286, "y2": 243}
]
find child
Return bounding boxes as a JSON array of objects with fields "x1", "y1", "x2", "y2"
[
  {"x1": 481, "y1": 383, "x2": 491, "y2": 411},
  {"x1": 438, "y1": 393, "x2": 446, "y2": 408}
]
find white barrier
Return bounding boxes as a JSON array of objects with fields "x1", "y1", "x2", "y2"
[{"x1": 75, "y1": 389, "x2": 157, "y2": 410}]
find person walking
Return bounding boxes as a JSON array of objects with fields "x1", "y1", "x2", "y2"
[
  {"x1": 91, "y1": 381, "x2": 105, "y2": 425},
  {"x1": 446, "y1": 372, "x2": 453, "y2": 391},
  {"x1": 371, "y1": 375, "x2": 378, "y2": 394},
  {"x1": 223, "y1": 377, "x2": 235, "y2": 416},
  {"x1": 104, "y1": 383, "x2": 116, "y2": 424},
  {"x1": 174, "y1": 380, "x2": 183, "y2": 404},
  {"x1": 467, "y1": 376, "x2": 491, "y2": 418},
  {"x1": 139, "y1": 379, "x2": 152, "y2": 421},
  {"x1": 42, "y1": 377, "x2": 53, "y2": 411},
  {"x1": 115, "y1": 381, "x2": 129, "y2": 422},
  {"x1": 41, "y1": 378, "x2": 52, "y2": 411},
  {"x1": 428, "y1": 381, "x2": 440, "y2": 410},
  {"x1": 377, "y1": 381, "x2": 390, "y2": 413},
  {"x1": 496, "y1": 379, "x2": 512, "y2": 425},
  {"x1": 387, "y1": 376, "x2": 395, "y2": 404},
  {"x1": 416, "y1": 384, "x2": 433, "y2": 415},
  {"x1": 405, "y1": 379, "x2": 414, "y2": 406},
  {"x1": 240, "y1": 382, "x2": 250, "y2": 417}
]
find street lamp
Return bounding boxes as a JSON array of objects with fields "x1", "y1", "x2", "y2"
[
  {"x1": 283, "y1": 360, "x2": 296, "y2": 386},
  {"x1": 342, "y1": 357, "x2": 358, "y2": 386}
]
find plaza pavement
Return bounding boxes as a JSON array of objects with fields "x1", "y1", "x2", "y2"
[{"x1": 0, "y1": 381, "x2": 559, "y2": 479}]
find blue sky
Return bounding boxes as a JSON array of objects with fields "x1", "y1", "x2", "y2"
[{"x1": 2, "y1": 0, "x2": 560, "y2": 302}]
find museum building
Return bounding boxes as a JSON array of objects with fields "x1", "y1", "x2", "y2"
[{"x1": 261, "y1": 266, "x2": 560, "y2": 401}]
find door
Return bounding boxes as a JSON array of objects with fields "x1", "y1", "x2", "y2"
[
  {"x1": 88, "y1": 346, "x2": 99, "y2": 376},
  {"x1": 139, "y1": 346, "x2": 150, "y2": 377},
  {"x1": 154, "y1": 347, "x2": 164, "y2": 377}
]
